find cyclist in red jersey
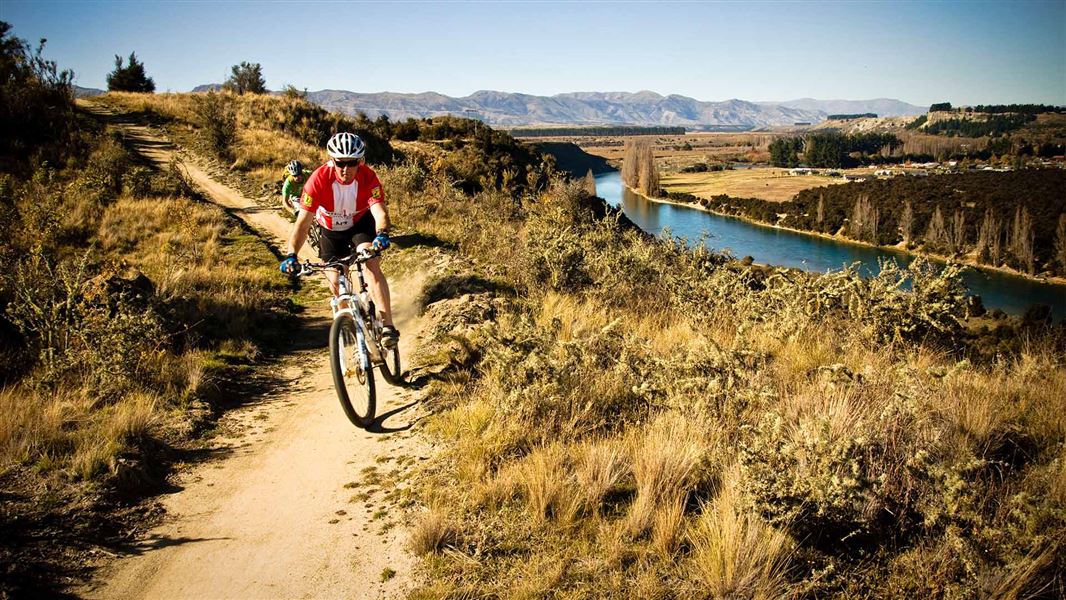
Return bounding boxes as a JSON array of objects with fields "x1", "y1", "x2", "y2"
[{"x1": 279, "y1": 132, "x2": 398, "y2": 347}]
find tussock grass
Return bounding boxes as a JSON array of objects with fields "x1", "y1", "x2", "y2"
[
  {"x1": 574, "y1": 439, "x2": 628, "y2": 517},
  {"x1": 516, "y1": 444, "x2": 578, "y2": 523},
  {"x1": 626, "y1": 413, "x2": 715, "y2": 537},
  {"x1": 687, "y1": 470, "x2": 793, "y2": 599},
  {"x1": 409, "y1": 507, "x2": 458, "y2": 556}
]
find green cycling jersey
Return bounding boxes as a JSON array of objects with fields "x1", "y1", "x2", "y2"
[{"x1": 282, "y1": 175, "x2": 304, "y2": 204}]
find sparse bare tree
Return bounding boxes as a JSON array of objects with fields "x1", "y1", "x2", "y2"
[
  {"x1": 1055, "y1": 213, "x2": 1066, "y2": 275},
  {"x1": 925, "y1": 205, "x2": 949, "y2": 253},
  {"x1": 900, "y1": 200, "x2": 914, "y2": 247},
  {"x1": 621, "y1": 140, "x2": 639, "y2": 189},
  {"x1": 976, "y1": 208, "x2": 1001, "y2": 265},
  {"x1": 1009, "y1": 205, "x2": 1035, "y2": 273},
  {"x1": 638, "y1": 142, "x2": 659, "y2": 196},
  {"x1": 849, "y1": 195, "x2": 878, "y2": 243},
  {"x1": 622, "y1": 139, "x2": 659, "y2": 196},
  {"x1": 950, "y1": 209, "x2": 966, "y2": 255},
  {"x1": 816, "y1": 194, "x2": 825, "y2": 229},
  {"x1": 583, "y1": 168, "x2": 597, "y2": 197}
]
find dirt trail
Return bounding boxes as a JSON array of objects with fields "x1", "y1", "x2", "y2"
[{"x1": 76, "y1": 100, "x2": 426, "y2": 599}]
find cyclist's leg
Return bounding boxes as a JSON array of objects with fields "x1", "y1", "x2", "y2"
[
  {"x1": 318, "y1": 228, "x2": 354, "y2": 297},
  {"x1": 351, "y1": 213, "x2": 394, "y2": 328}
]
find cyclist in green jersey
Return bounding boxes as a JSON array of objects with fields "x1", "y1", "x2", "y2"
[{"x1": 281, "y1": 160, "x2": 306, "y2": 215}]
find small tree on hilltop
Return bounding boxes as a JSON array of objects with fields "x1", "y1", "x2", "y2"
[
  {"x1": 226, "y1": 61, "x2": 266, "y2": 95},
  {"x1": 106, "y1": 52, "x2": 155, "y2": 92}
]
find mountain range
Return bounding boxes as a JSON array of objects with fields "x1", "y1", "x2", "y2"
[
  {"x1": 75, "y1": 84, "x2": 922, "y2": 130},
  {"x1": 302, "y1": 90, "x2": 925, "y2": 130}
]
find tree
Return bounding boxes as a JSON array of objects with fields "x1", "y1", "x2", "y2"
[
  {"x1": 1054, "y1": 214, "x2": 1066, "y2": 275},
  {"x1": 106, "y1": 52, "x2": 154, "y2": 92},
  {"x1": 950, "y1": 210, "x2": 967, "y2": 255},
  {"x1": 225, "y1": 61, "x2": 266, "y2": 94},
  {"x1": 621, "y1": 140, "x2": 640, "y2": 188},
  {"x1": 925, "y1": 206, "x2": 949, "y2": 253},
  {"x1": 899, "y1": 201, "x2": 914, "y2": 247},
  {"x1": 769, "y1": 137, "x2": 801, "y2": 167},
  {"x1": 621, "y1": 139, "x2": 659, "y2": 196},
  {"x1": 849, "y1": 195, "x2": 878, "y2": 243},
  {"x1": 1008, "y1": 206, "x2": 1035, "y2": 273},
  {"x1": 1, "y1": 21, "x2": 75, "y2": 159},
  {"x1": 583, "y1": 169, "x2": 597, "y2": 197},
  {"x1": 637, "y1": 142, "x2": 659, "y2": 196},
  {"x1": 975, "y1": 208, "x2": 1000, "y2": 265}
]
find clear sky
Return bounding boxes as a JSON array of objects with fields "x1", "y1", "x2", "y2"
[{"x1": 2, "y1": 0, "x2": 1063, "y2": 107}]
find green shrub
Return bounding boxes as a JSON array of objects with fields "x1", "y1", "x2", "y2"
[{"x1": 193, "y1": 92, "x2": 238, "y2": 160}]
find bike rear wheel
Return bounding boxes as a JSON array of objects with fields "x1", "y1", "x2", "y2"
[{"x1": 329, "y1": 315, "x2": 375, "y2": 428}]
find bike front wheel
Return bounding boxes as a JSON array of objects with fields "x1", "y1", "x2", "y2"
[
  {"x1": 329, "y1": 315, "x2": 376, "y2": 428},
  {"x1": 378, "y1": 340, "x2": 402, "y2": 386}
]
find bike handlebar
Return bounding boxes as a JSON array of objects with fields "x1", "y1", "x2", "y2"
[{"x1": 296, "y1": 248, "x2": 382, "y2": 277}]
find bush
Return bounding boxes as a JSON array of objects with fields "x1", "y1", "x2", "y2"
[{"x1": 193, "y1": 92, "x2": 238, "y2": 160}]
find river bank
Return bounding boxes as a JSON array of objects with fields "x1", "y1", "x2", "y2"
[{"x1": 633, "y1": 183, "x2": 1066, "y2": 290}]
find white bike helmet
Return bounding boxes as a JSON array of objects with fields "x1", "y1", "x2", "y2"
[
  {"x1": 286, "y1": 159, "x2": 303, "y2": 177},
  {"x1": 326, "y1": 132, "x2": 366, "y2": 160}
]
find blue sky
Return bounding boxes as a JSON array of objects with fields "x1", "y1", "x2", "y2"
[{"x1": 2, "y1": 0, "x2": 1063, "y2": 106}]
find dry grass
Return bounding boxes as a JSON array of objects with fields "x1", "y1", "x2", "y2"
[
  {"x1": 574, "y1": 439, "x2": 628, "y2": 516},
  {"x1": 408, "y1": 507, "x2": 458, "y2": 556},
  {"x1": 626, "y1": 413, "x2": 716, "y2": 537},
  {"x1": 517, "y1": 444, "x2": 579, "y2": 523},
  {"x1": 687, "y1": 470, "x2": 793, "y2": 599},
  {"x1": 0, "y1": 386, "x2": 157, "y2": 480},
  {"x1": 661, "y1": 168, "x2": 850, "y2": 202}
]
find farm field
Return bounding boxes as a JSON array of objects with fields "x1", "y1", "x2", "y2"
[
  {"x1": 519, "y1": 131, "x2": 781, "y2": 163},
  {"x1": 661, "y1": 167, "x2": 851, "y2": 202}
]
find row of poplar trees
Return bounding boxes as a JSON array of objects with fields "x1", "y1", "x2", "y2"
[
  {"x1": 621, "y1": 139, "x2": 660, "y2": 196},
  {"x1": 838, "y1": 193, "x2": 1063, "y2": 275}
]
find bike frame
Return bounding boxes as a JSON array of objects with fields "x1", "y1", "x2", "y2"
[{"x1": 319, "y1": 256, "x2": 384, "y2": 365}]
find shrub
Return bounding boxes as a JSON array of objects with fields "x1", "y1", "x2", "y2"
[{"x1": 193, "y1": 92, "x2": 238, "y2": 161}]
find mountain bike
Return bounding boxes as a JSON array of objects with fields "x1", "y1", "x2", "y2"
[{"x1": 296, "y1": 249, "x2": 401, "y2": 428}]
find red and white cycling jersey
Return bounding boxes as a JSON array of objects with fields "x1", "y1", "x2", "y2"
[{"x1": 299, "y1": 161, "x2": 385, "y2": 231}]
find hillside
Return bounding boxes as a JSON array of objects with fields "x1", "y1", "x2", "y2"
[{"x1": 2, "y1": 46, "x2": 1063, "y2": 598}]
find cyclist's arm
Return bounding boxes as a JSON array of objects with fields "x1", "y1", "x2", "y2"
[
  {"x1": 370, "y1": 202, "x2": 390, "y2": 233},
  {"x1": 286, "y1": 208, "x2": 315, "y2": 256}
]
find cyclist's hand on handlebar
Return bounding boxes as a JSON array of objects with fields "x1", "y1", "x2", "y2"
[
  {"x1": 372, "y1": 231, "x2": 390, "y2": 251},
  {"x1": 280, "y1": 253, "x2": 298, "y2": 273}
]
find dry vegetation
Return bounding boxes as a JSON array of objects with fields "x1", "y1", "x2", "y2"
[
  {"x1": 0, "y1": 107, "x2": 292, "y2": 594},
  {"x1": 661, "y1": 169, "x2": 851, "y2": 203},
  {"x1": 380, "y1": 151, "x2": 1065, "y2": 597},
  {"x1": 5, "y1": 79, "x2": 1063, "y2": 597},
  {"x1": 1, "y1": 133, "x2": 289, "y2": 481}
]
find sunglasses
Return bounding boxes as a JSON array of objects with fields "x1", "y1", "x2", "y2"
[{"x1": 334, "y1": 159, "x2": 360, "y2": 168}]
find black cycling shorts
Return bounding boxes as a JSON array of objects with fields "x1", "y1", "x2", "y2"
[{"x1": 318, "y1": 211, "x2": 377, "y2": 261}]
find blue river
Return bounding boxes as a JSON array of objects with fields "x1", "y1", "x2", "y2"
[{"x1": 593, "y1": 171, "x2": 1066, "y2": 320}]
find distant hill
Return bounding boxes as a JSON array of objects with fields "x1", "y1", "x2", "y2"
[
  {"x1": 74, "y1": 85, "x2": 104, "y2": 98},
  {"x1": 760, "y1": 98, "x2": 926, "y2": 118},
  {"x1": 186, "y1": 85, "x2": 923, "y2": 130}
]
